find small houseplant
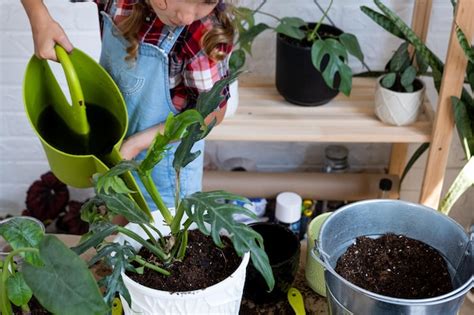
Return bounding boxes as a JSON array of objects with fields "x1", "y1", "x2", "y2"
[
  {"x1": 229, "y1": 0, "x2": 365, "y2": 106},
  {"x1": 362, "y1": 0, "x2": 474, "y2": 213},
  {"x1": 374, "y1": 41, "x2": 427, "y2": 126},
  {"x1": 0, "y1": 216, "x2": 107, "y2": 315},
  {"x1": 271, "y1": 0, "x2": 364, "y2": 105},
  {"x1": 72, "y1": 73, "x2": 274, "y2": 314}
]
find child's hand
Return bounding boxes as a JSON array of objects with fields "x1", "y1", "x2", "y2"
[
  {"x1": 31, "y1": 16, "x2": 73, "y2": 61},
  {"x1": 120, "y1": 136, "x2": 142, "y2": 161}
]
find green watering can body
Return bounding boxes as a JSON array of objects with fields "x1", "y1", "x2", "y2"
[{"x1": 23, "y1": 47, "x2": 151, "y2": 215}]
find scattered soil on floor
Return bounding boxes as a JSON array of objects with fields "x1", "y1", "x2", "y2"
[
  {"x1": 335, "y1": 233, "x2": 453, "y2": 299},
  {"x1": 127, "y1": 230, "x2": 241, "y2": 292}
]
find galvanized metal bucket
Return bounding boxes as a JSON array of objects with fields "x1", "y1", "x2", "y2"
[{"x1": 313, "y1": 199, "x2": 473, "y2": 315}]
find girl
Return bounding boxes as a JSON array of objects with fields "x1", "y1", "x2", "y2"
[{"x1": 20, "y1": 0, "x2": 234, "y2": 209}]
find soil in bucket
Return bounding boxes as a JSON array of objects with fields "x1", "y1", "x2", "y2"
[
  {"x1": 126, "y1": 230, "x2": 241, "y2": 292},
  {"x1": 335, "y1": 233, "x2": 453, "y2": 299},
  {"x1": 37, "y1": 103, "x2": 122, "y2": 156}
]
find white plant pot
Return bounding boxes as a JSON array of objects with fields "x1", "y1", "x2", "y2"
[
  {"x1": 115, "y1": 211, "x2": 250, "y2": 315},
  {"x1": 224, "y1": 80, "x2": 239, "y2": 118},
  {"x1": 374, "y1": 76, "x2": 425, "y2": 126}
]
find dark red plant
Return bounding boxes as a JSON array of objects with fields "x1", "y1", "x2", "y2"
[{"x1": 23, "y1": 171, "x2": 69, "y2": 223}]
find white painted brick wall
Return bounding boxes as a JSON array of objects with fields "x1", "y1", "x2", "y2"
[{"x1": 0, "y1": 0, "x2": 472, "y2": 228}]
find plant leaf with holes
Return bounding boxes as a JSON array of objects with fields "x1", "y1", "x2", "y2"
[
  {"x1": 311, "y1": 38, "x2": 352, "y2": 95},
  {"x1": 90, "y1": 242, "x2": 137, "y2": 307},
  {"x1": 181, "y1": 191, "x2": 274, "y2": 290}
]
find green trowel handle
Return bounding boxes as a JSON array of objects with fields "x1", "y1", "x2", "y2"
[
  {"x1": 54, "y1": 45, "x2": 90, "y2": 136},
  {"x1": 107, "y1": 148, "x2": 153, "y2": 221}
]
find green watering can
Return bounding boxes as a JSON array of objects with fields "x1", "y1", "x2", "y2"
[{"x1": 23, "y1": 46, "x2": 151, "y2": 216}]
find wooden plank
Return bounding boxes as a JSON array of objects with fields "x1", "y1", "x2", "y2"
[
  {"x1": 389, "y1": 143, "x2": 409, "y2": 176},
  {"x1": 203, "y1": 171, "x2": 399, "y2": 201},
  {"x1": 419, "y1": 0, "x2": 474, "y2": 208},
  {"x1": 210, "y1": 78, "x2": 433, "y2": 143}
]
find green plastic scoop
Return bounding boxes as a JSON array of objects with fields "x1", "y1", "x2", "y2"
[{"x1": 23, "y1": 46, "x2": 151, "y2": 218}]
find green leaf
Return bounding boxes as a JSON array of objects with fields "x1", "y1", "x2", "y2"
[
  {"x1": 311, "y1": 38, "x2": 353, "y2": 95},
  {"x1": 467, "y1": 62, "x2": 474, "y2": 91},
  {"x1": 456, "y1": 26, "x2": 474, "y2": 64},
  {"x1": 389, "y1": 42, "x2": 410, "y2": 72},
  {"x1": 452, "y1": 96, "x2": 474, "y2": 159},
  {"x1": 71, "y1": 222, "x2": 118, "y2": 255},
  {"x1": 238, "y1": 23, "x2": 269, "y2": 54},
  {"x1": 381, "y1": 73, "x2": 396, "y2": 89},
  {"x1": 275, "y1": 17, "x2": 306, "y2": 40},
  {"x1": 99, "y1": 193, "x2": 150, "y2": 225},
  {"x1": 339, "y1": 33, "x2": 364, "y2": 62},
  {"x1": 401, "y1": 66, "x2": 417, "y2": 90},
  {"x1": 0, "y1": 217, "x2": 44, "y2": 266},
  {"x1": 401, "y1": 142, "x2": 430, "y2": 184},
  {"x1": 90, "y1": 243, "x2": 138, "y2": 307},
  {"x1": 360, "y1": 6, "x2": 405, "y2": 40},
  {"x1": 229, "y1": 49, "x2": 246, "y2": 73},
  {"x1": 439, "y1": 157, "x2": 474, "y2": 214},
  {"x1": 6, "y1": 273, "x2": 32, "y2": 307},
  {"x1": 234, "y1": 7, "x2": 255, "y2": 29},
  {"x1": 96, "y1": 160, "x2": 139, "y2": 194},
  {"x1": 182, "y1": 191, "x2": 274, "y2": 290},
  {"x1": 22, "y1": 235, "x2": 108, "y2": 315},
  {"x1": 415, "y1": 51, "x2": 429, "y2": 74},
  {"x1": 174, "y1": 73, "x2": 241, "y2": 170}
]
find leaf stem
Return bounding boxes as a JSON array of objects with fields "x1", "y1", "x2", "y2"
[
  {"x1": 133, "y1": 256, "x2": 170, "y2": 276},
  {"x1": 0, "y1": 248, "x2": 39, "y2": 315},
  {"x1": 117, "y1": 227, "x2": 168, "y2": 261},
  {"x1": 138, "y1": 223, "x2": 160, "y2": 249},
  {"x1": 308, "y1": 0, "x2": 334, "y2": 42},
  {"x1": 138, "y1": 173, "x2": 173, "y2": 225}
]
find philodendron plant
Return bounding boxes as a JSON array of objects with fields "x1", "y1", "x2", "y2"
[
  {"x1": 230, "y1": 0, "x2": 364, "y2": 94},
  {"x1": 71, "y1": 72, "x2": 275, "y2": 308},
  {"x1": 362, "y1": 0, "x2": 474, "y2": 213},
  {"x1": 0, "y1": 217, "x2": 107, "y2": 315}
]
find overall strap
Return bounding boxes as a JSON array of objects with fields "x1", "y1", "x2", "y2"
[{"x1": 158, "y1": 25, "x2": 185, "y2": 54}]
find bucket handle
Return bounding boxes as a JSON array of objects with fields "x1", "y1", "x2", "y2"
[{"x1": 53, "y1": 45, "x2": 90, "y2": 136}]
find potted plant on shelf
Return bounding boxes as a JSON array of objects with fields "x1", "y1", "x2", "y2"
[
  {"x1": 362, "y1": 0, "x2": 474, "y2": 214},
  {"x1": 374, "y1": 41, "x2": 427, "y2": 126},
  {"x1": 71, "y1": 73, "x2": 274, "y2": 315},
  {"x1": 0, "y1": 216, "x2": 107, "y2": 315},
  {"x1": 271, "y1": 0, "x2": 365, "y2": 106}
]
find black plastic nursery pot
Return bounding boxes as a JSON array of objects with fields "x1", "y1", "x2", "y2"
[
  {"x1": 276, "y1": 23, "x2": 343, "y2": 106},
  {"x1": 243, "y1": 222, "x2": 300, "y2": 304}
]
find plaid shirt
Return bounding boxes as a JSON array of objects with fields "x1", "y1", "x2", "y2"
[{"x1": 95, "y1": 0, "x2": 231, "y2": 112}]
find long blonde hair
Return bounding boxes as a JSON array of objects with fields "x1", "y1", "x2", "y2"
[{"x1": 118, "y1": 1, "x2": 235, "y2": 61}]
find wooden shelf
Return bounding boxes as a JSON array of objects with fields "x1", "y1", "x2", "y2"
[{"x1": 208, "y1": 78, "x2": 434, "y2": 143}]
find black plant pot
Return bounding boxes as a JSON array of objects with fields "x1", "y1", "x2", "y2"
[
  {"x1": 276, "y1": 23, "x2": 343, "y2": 106},
  {"x1": 243, "y1": 222, "x2": 300, "y2": 304}
]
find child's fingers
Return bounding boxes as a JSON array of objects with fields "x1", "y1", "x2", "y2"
[{"x1": 55, "y1": 33, "x2": 74, "y2": 54}]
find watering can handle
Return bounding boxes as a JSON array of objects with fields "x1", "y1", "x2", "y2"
[{"x1": 54, "y1": 45, "x2": 90, "y2": 135}]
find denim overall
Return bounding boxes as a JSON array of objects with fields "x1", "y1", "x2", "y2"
[{"x1": 99, "y1": 13, "x2": 204, "y2": 209}]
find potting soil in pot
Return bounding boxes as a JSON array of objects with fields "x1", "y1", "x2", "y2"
[
  {"x1": 335, "y1": 233, "x2": 453, "y2": 299},
  {"x1": 126, "y1": 230, "x2": 241, "y2": 292}
]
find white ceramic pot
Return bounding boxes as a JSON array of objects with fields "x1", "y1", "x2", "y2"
[
  {"x1": 374, "y1": 76, "x2": 425, "y2": 126},
  {"x1": 115, "y1": 211, "x2": 250, "y2": 315},
  {"x1": 224, "y1": 80, "x2": 239, "y2": 118}
]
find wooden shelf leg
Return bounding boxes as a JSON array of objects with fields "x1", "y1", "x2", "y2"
[
  {"x1": 419, "y1": 0, "x2": 474, "y2": 209},
  {"x1": 389, "y1": 143, "x2": 409, "y2": 177}
]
